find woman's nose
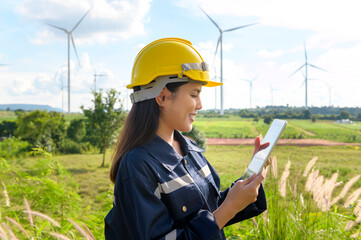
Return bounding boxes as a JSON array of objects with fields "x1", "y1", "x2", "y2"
[{"x1": 196, "y1": 97, "x2": 202, "y2": 110}]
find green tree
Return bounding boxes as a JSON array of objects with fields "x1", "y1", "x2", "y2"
[
  {"x1": 15, "y1": 110, "x2": 66, "y2": 152},
  {"x1": 67, "y1": 118, "x2": 86, "y2": 142},
  {"x1": 311, "y1": 115, "x2": 317, "y2": 123},
  {"x1": 264, "y1": 115, "x2": 273, "y2": 124},
  {"x1": 183, "y1": 126, "x2": 206, "y2": 149},
  {"x1": 302, "y1": 109, "x2": 312, "y2": 119},
  {"x1": 339, "y1": 110, "x2": 351, "y2": 119},
  {"x1": 357, "y1": 112, "x2": 361, "y2": 121},
  {"x1": 82, "y1": 89, "x2": 126, "y2": 167},
  {"x1": 0, "y1": 120, "x2": 17, "y2": 137}
]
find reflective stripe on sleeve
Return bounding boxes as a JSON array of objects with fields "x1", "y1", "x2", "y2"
[
  {"x1": 153, "y1": 174, "x2": 194, "y2": 199},
  {"x1": 165, "y1": 229, "x2": 177, "y2": 240}
]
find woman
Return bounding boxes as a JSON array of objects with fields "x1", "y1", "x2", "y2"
[{"x1": 105, "y1": 38, "x2": 269, "y2": 239}]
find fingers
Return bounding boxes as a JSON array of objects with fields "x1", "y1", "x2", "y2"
[
  {"x1": 248, "y1": 172, "x2": 264, "y2": 188},
  {"x1": 258, "y1": 142, "x2": 270, "y2": 151},
  {"x1": 252, "y1": 137, "x2": 261, "y2": 156},
  {"x1": 246, "y1": 174, "x2": 257, "y2": 183},
  {"x1": 254, "y1": 136, "x2": 261, "y2": 148}
]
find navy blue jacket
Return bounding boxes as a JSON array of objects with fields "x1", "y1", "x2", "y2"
[{"x1": 105, "y1": 131, "x2": 267, "y2": 239}]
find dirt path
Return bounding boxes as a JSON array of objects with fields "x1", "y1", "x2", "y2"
[{"x1": 207, "y1": 138, "x2": 361, "y2": 146}]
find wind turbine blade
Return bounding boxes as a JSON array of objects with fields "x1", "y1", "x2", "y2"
[
  {"x1": 71, "y1": 34, "x2": 81, "y2": 67},
  {"x1": 200, "y1": 7, "x2": 222, "y2": 31},
  {"x1": 300, "y1": 80, "x2": 305, "y2": 88},
  {"x1": 71, "y1": 7, "x2": 92, "y2": 32},
  {"x1": 301, "y1": 70, "x2": 305, "y2": 78},
  {"x1": 240, "y1": 78, "x2": 251, "y2": 83},
  {"x1": 212, "y1": 35, "x2": 221, "y2": 65},
  {"x1": 224, "y1": 22, "x2": 258, "y2": 32},
  {"x1": 251, "y1": 74, "x2": 260, "y2": 82},
  {"x1": 47, "y1": 23, "x2": 68, "y2": 33},
  {"x1": 289, "y1": 64, "x2": 305, "y2": 78},
  {"x1": 308, "y1": 63, "x2": 327, "y2": 72},
  {"x1": 304, "y1": 41, "x2": 307, "y2": 62},
  {"x1": 322, "y1": 80, "x2": 330, "y2": 87}
]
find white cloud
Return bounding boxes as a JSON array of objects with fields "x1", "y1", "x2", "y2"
[
  {"x1": 18, "y1": 0, "x2": 153, "y2": 45},
  {"x1": 0, "y1": 51, "x2": 121, "y2": 112},
  {"x1": 257, "y1": 49, "x2": 283, "y2": 58},
  {"x1": 179, "y1": 0, "x2": 361, "y2": 46}
]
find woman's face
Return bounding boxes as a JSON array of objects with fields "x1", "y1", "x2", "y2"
[{"x1": 160, "y1": 81, "x2": 203, "y2": 133}]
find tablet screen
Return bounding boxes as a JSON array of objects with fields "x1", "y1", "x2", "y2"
[{"x1": 243, "y1": 119, "x2": 287, "y2": 179}]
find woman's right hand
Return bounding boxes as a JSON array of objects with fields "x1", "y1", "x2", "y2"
[
  {"x1": 213, "y1": 171, "x2": 265, "y2": 229},
  {"x1": 224, "y1": 172, "x2": 264, "y2": 214}
]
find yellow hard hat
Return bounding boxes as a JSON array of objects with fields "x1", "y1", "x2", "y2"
[{"x1": 127, "y1": 38, "x2": 222, "y2": 89}]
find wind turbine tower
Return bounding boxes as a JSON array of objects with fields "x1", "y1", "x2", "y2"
[
  {"x1": 322, "y1": 80, "x2": 332, "y2": 106},
  {"x1": 289, "y1": 42, "x2": 327, "y2": 108},
  {"x1": 201, "y1": 8, "x2": 258, "y2": 115},
  {"x1": 241, "y1": 75, "x2": 258, "y2": 109},
  {"x1": 91, "y1": 60, "x2": 108, "y2": 92},
  {"x1": 269, "y1": 82, "x2": 280, "y2": 106},
  {"x1": 47, "y1": 8, "x2": 92, "y2": 113}
]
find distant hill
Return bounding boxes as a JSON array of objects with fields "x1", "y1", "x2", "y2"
[{"x1": 0, "y1": 104, "x2": 63, "y2": 112}]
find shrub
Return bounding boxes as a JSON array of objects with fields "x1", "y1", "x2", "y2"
[
  {"x1": 62, "y1": 139, "x2": 83, "y2": 154},
  {"x1": 67, "y1": 118, "x2": 86, "y2": 142},
  {"x1": 264, "y1": 116, "x2": 273, "y2": 124},
  {"x1": 0, "y1": 137, "x2": 31, "y2": 159},
  {"x1": 0, "y1": 120, "x2": 17, "y2": 137},
  {"x1": 2, "y1": 148, "x2": 80, "y2": 216},
  {"x1": 183, "y1": 126, "x2": 207, "y2": 149},
  {"x1": 15, "y1": 110, "x2": 66, "y2": 152}
]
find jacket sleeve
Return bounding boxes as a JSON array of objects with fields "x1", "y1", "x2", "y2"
[{"x1": 105, "y1": 176, "x2": 223, "y2": 240}]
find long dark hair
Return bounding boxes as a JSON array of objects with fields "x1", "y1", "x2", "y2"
[{"x1": 110, "y1": 81, "x2": 187, "y2": 183}]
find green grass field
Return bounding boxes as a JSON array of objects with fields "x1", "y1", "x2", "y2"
[
  {"x1": 2, "y1": 111, "x2": 360, "y2": 143},
  {"x1": 2, "y1": 143, "x2": 361, "y2": 239},
  {"x1": 0, "y1": 111, "x2": 83, "y2": 122},
  {"x1": 0, "y1": 111, "x2": 17, "y2": 121},
  {"x1": 54, "y1": 145, "x2": 361, "y2": 238},
  {"x1": 1, "y1": 112, "x2": 361, "y2": 238},
  {"x1": 193, "y1": 116, "x2": 361, "y2": 143}
]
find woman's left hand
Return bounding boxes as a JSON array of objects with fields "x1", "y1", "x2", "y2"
[{"x1": 252, "y1": 136, "x2": 270, "y2": 158}]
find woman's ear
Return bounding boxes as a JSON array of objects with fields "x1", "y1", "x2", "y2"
[{"x1": 155, "y1": 87, "x2": 169, "y2": 107}]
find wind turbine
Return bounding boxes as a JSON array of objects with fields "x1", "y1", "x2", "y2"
[
  {"x1": 241, "y1": 75, "x2": 258, "y2": 109},
  {"x1": 289, "y1": 42, "x2": 327, "y2": 108},
  {"x1": 322, "y1": 80, "x2": 332, "y2": 106},
  {"x1": 91, "y1": 60, "x2": 108, "y2": 92},
  {"x1": 201, "y1": 7, "x2": 258, "y2": 115},
  {"x1": 269, "y1": 82, "x2": 280, "y2": 106},
  {"x1": 47, "y1": 8, "x2": 92, "y2": 113}
]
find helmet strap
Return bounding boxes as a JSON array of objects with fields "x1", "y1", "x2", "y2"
[{"x1": 130, "y1": 76, "x2": 189, "y2": 104}]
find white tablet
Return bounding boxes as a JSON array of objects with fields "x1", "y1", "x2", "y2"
[{"x1": 242, "y1": 119, "x2": 287, "y2": 179}]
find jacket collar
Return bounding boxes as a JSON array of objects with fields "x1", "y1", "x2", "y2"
[{"x1": 142, "y1": 130, "x2": 204, "y2": 172}]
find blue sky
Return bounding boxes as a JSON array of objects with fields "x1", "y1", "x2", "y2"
[{"x1": 1, "y1": 0, "x2": 361, "y2": 112}]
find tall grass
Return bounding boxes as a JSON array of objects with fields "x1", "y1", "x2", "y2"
[
  {"x1": 0, "y1": 148, "x2": 98, "y2": 239},
  {"x1": 224, "y1": 156, "x2": 361, "y2": 239}
]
